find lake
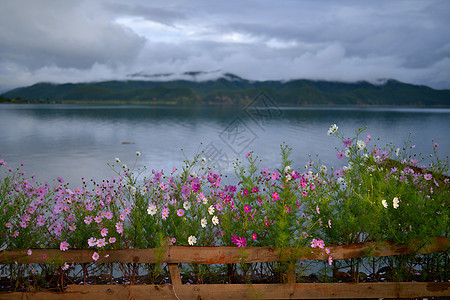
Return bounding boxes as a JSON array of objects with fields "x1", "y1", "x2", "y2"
[{"x1": 1, "y1": 103, "x2": 449, "y2": 184}]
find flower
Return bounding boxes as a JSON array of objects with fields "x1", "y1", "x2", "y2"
[
  {"x1": 212, "y1": 215, "x2": 219, "y2": 225},
  {"x1": 136, "y1": 151, "x2": 141, "y2": 156},
  {"x1": 101, "y1": 228, "x2": 108, "y2": 237},
  {"x1": 161, "y1": 207, "x2": 169, "y2": 220},
  {"x1": 393, "y1": 197, "x2": 400, "y2": 209},
  {"x1": 325, "y1": 247, "x2": 331, "y2": 255},
  {"x1": 424, "y1": 173, "x2": 432, "y2": 181},
  {"x1": 201, "y1": 218, "x2": 207, "y2": 228},
  {"x1": 60, "y1": 241, "x2": 69, "y2": 251},
  {"x1": 311, "y1": 239, "x2": 318, "y2": 248},
  {"x1": 92, "y1": 252, "x2": 100, "y2": 261},
  {"x1": 366, "y1": 134, "x2": 371, "y2": 143},
  {"x1": 208, "y1": 205, "x2": 215, "y2": 215},
  {"x1": 188, "y1": 235, "x2": 197, "y2": 245},
  {"x1": 395, "y1": 148, "x2": 400, "y2": 156},
  {"x1": 88, "y1": 237, "x2": 97, "y2": 247},
  {"x1": 177, "y1": 209, "x2": 185, "y2": 217},
  {"x1": 327, "y1": 124, "x2": 338, "y2": 135},
  {"x1": 316, "y1": 205, "x2": 320, "y2": 214},
  {"x1": 27, "y1": 249, "x2": 32, "y2": 256},
  {"x1": 183, "y1": 201, "x2": 191, "y2": 210},
  {"x1": 316, "y1": 239, "x2": 325, "y2": 249},
  {"x1": 328, "y1": 219, "x2": 332, "y2": 228},
  {"x1": 328, "y1": 256, "x2": 333, "y2": 265},
  {"x1": 382, "y1": 200, "x2": 388, "y2": 208},
  {"x1": 336, "y1": 150, "x2": 345, "y2": 160},
  {"x1": 320, "y1": 165, "x2": 328, "y2": 174},
  {"x1": 433, "y1": 143, "x2": 439, "y2": 148},
  {"x1": 356, "y1": 140, "x2": 366, "y2": 151},
  {"x1": 96, "y1": 238, "x2": 107, "y2": 248},
  {"x1": 115, "y1": 158, "x2": 120, "y2": 163},
  {"x1": 252, "y1": 233, "x2": 257, "y2": 240},
  {"x1": 109, "y1": 237, "x2": 116, "y2": 243},
  {"x1": 244, "y1": 205, "x2": 251, "y2": 213},
  {"x1": 147, "y1": 203, "x2": 157, "y2": 215},
  {"x1": 343, "y1": 139, "x2": 352, "y2": 148},
  {"x1": 235, "y1": 237, "x2": 247, "y2": 248},
  {"x1": 272, "y1": 191, "x2": 280, "y2": 201}
]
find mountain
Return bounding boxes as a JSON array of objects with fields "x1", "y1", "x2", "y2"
[{"x1": 2, "y1": 74, "x2": 450, "y2": 106}]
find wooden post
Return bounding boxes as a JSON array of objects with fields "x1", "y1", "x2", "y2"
[{"x1": 167, "y1": 239, "x2": 182, "y2": 285}]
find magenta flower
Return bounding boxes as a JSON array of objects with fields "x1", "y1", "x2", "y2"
[
  {"x1": 244, "y1": 205, "x2": 251, "y2": 213},
  {"x1": 181, "y1": 185, "x2": 190, "y2": 196},
  {"x1": 242, "y1": 189, "x2": 249, "y2": 196},
  {"x1": 343, "y1": 139, "x2": 352, "y2": 148},
  {"x1": 272, "y1": 191, "x2": 280, "y2": 201},
  {"x1": 60, "y1": 241, "x2": 69, "y2": 251},
  {"x1": 246, "y1": 151, "x2": 251, "y2": 158},
  {"x1": 252, "y1": 186, "x2": 259, "y2": 193},
  {"x1": 301, "y1": 191, "x2": 308, "y2": 197},
  {"x1": 284, "y1": 206, "x2": 291, "y2": 213},
  {"x1": 252, "y1": 233, "x2": 257, "y2": 241},
  {"x1": 177, "y1": 209, "x2": 185, "y2": 217},
  {"x1": 236, "y1": 237, "x2": 247, "y2": 248},
  {"x1": 336, "y1": 150, "x2": 345, "y2": 160}
]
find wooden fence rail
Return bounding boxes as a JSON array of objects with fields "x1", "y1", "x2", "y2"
[{"x1": 1, "y1": 237, "x2": 449, "y2": 299}]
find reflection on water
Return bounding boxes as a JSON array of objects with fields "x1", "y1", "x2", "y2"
[{"x1": 1, "y1": 104, "x2": 449, "y2": 184}]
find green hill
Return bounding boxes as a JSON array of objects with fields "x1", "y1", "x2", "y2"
[{"x1": 2, "y1": 74, "x2": 449, "y2": 106}]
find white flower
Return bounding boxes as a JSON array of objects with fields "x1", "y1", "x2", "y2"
[
  {"x1": 140, "y1": 187, "x2": 147, "y2": 196},
  {"x1": 183, "y1": 201, "x2": 191, "y2": 210},
  {"x1": 320, "y1": 165, "x2": 327, "y2": 174},
  {"x1": 115, "y1": 157, "x2": 120, "y2": 163},
  {"x1": 336, "y1": 177, "x2": 347, "y2": 188},
  {"x1": 212, "y1": 215, "x2": 219, "y2": 226},
  {"x1": 356, "y1": 140, "x2": 366, "y2": 151},
  {"x1": 393, "y1": 197, "x2": 400, "y2": 209},
  {"x1": 286, "y1": 174, "x2": 292, "y2": 181},
  {"x1": 327, "y1": 124, "x2": 338, "y2": 135},
  {"x1": 122, "y1": 164, "x2": 128, "y2": 169},
  {"x1": 147, "y1": 203, "x2": 157, "y2": 215},
  {"x1": 201, "y1": 218, "x2": 207, "y2": 228},
  {"x1": 382, "y1": 200, "x2": 388, "y2": 208},
  {"x1": 208, "y1": 205, "x2": 215, "y2": 215},
  {"x1": 202, "y1": 197, "x2": 208, "y2": 205},
  {"x1": 202, "y1": 157, "x2": 207, "y2": 163},
  {"x1": 395, "y1": 148, "x2": 400, "y2": 156},
  {"x1": 284, "y1": 166, "x2": 291, "y2": 173},
  {"x1": 188, "y1": 235, "x2": 197, "y2": 245},
  {"x1": 136, "y1": 151, "x2": 141, "y2": 156},
  {"x1": 344, "y1": 149, "x2": 350, "y2": 157}
]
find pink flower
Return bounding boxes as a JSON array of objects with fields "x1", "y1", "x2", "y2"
[
  {"x1": 328, "y1": 256, "x2": 333, "y2": 265},
  {"x1": 328, "y1": 219, "x2": 332, "y2": 228},
  {"x1": 60, "y1": 241, "x2": 69, "y2": 251},
  {"x1": 88, "y1": 237, "x2": 97, "y2": 247},
  {"x1": 325, "y1": 247, "x2": 331, "y2": 255},
  {"x1": 316, "y1": 206, "x2": 320, "y2": 214},
  {"x1": 316, "y1": 239, "x2": 325, "y2": 249},
  {"x1": 284, "y1": 206, "x2": 291, "y2": 213},
  {"x1": 27, "y1": 249, "x2": 32, "y2": 256},
  {"x1": 177, "y1": 209, "x2": 184, "y2": 217},
  {"x1": 43, "y1": 254, "x2": 47, "y2": 259},
  {"x1": 271, "y1": 171, "x2": 280, "y2": 180},
  {"x1": 311, "y1": 239, "x2": 318, "y2": 248},
  {"x1": 101, "y1": 228, "x2": 108, "y2": 237},
  {"x1": 343, "y1": 139, "x2": 352, "y2": 148},
  {"x1": 433, "y1": 143, "x2": 439, "y2": 148},
  {"x1": 336, "y1": 150, "x2": 345, "y2": 160},
  {"x1": 251, "y1": 187, "x2": 259, "y2": 193},
  {"x1": 84, "y1": 216, "x2": 93, "y2": 224},
  {"x1": 92, "y1": 252, "x2": 100, "y2": 261},
  {"x1": 301, "y1": 191, "x2": 308, "y2": 197},
  {"x1": 252, "y1": 234, "x2": 257, "y2": 241},
  {"x1": 246, "y1": 151, "x2": 251, "y2": 158},
  {"x1": 424, "y1": 174, "x2": 432, "y2": 181},
  {"x1": 272, "y1": 191, "x2": 280, "y2": 201},
  {"x1": 109, "y1": 237, "x2": 116, "y2": 243},
  {"x1": 161, "y1": 207, "x2": 169, "y2": 220},
  {"x1": 105, "y1": 211, "x2": 113, "y2": 220},
  {"x1": 366, "y1": 134, "x2": 371, "y2": 143},
  {"x1": 236, "y1": 237, "x2": 247, "y2": 248},
  {"x1": 244, "y1": 205, "x2": 251, "y2": 213}
]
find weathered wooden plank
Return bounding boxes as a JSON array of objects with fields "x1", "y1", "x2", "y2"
[
  {"x1": 166, "y1": 239, "x2": 182, "y2": 285},
  {"x1": 2, "y1": 282, "x2": 448, "y2": 299},
  {"x1": 1, "y1": 237, "x2": 447, "y2": 265}
]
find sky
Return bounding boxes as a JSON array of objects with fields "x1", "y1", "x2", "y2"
[{"x1": 1, "y1": 0, "x2": 450, "y2": 92}]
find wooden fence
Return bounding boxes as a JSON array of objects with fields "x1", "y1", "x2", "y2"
[{"x1": 1, "y1": 237, "x2": 449, "y2": 299}]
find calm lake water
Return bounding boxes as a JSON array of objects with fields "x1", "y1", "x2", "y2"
[{"x1": 1, "y1": 104, "x2": 449, "y2": 184}]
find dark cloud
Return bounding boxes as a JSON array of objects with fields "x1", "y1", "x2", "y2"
[{"x1": 0, "y1": 0, "x2": 449, "y2": 92}]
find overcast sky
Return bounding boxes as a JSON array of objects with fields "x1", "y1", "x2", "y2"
[{"x1": 1, "y1": 0, "x2": 449, "y2": 92}]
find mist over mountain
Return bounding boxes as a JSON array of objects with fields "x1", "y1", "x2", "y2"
[{"x1": 2, "y1": 73, "x2": 449, "y2": 106}]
